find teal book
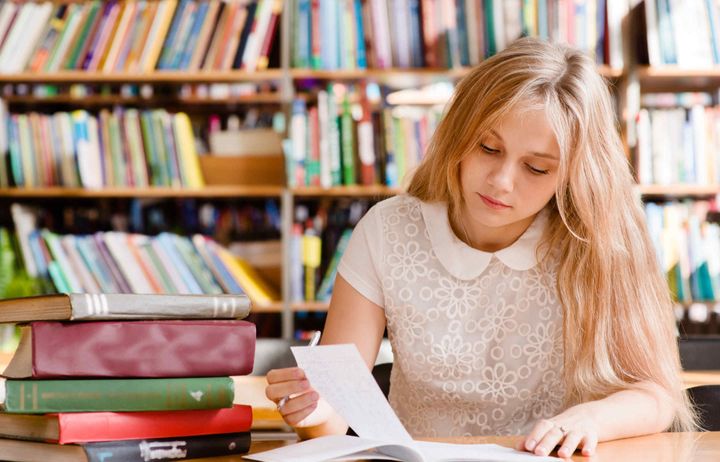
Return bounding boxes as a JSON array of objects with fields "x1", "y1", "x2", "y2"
[{"x1": 0, "y1": 377, "x2": 234, "y2": 414}]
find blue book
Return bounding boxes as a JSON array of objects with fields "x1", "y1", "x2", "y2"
[
  {"x1": 156, "y1": 233, "x2": 204, "y2": 294},
  {"x1": 178, "y1": 0, "x2": 210, "y2": 69},
  {"x1": 158, "y1": 0, "x2": 189, "y2": 69},
  {"x1": 295, "y1": 0, "x2": 312, "y2": 68}
]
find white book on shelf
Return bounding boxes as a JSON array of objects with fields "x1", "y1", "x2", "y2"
[
  {"x1": 242, "y1": 0, "x2": 275, "y2": 71},
  {"x1": 465, "y1": 0, "x2": 480, "y2": 65},
  {"x1": 492, "y1": 0, "x2": 506, "y2": 52},
  {"x1": 317, "y1": 90, "x2": 332, "y2": 188},
  {"x1": 673, "y1": 0, "x2": 714, "y2": 68},
  {"x1": 0, "y1": 2, "x2": 35, "y2": 73},
  {"x1": 636, "y1": 108, "x2": 653, "y2": 184},
  {"x1": 104, "y1": 231, "x2": 155, "y2": 294},
  {"x1": 9, "y1": 1, "x2": 53, "y2": 73},
  {"x1": 606, "y1": 0, "x2": 628, "y2": 69},
  {"x1": 9, "y1": 204, "x2": 39, "y2": 278},
  {"x1": 369, "y1": 0, "x2": 392, "y2": 68},
  {"x1": 689, "y1": 105, "x2": 708, "y2": 184},
  {"x1": 0, "y1": 2, "x2": 18, "y2": 54}
]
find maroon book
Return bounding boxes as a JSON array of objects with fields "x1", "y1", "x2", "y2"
[{"x1": 3, "y1": 320, "x2": 255, "y2": 378}]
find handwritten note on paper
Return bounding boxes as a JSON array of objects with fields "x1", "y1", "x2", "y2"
[{"x1": 291, "y1": 344, "x2": 413, "y2": 443}]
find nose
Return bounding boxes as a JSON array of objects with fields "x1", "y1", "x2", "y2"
[{"x1": 486, "y1": 159, "x2": 515, "y2": 193}]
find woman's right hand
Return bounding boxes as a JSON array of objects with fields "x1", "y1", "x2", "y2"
[{"x1": 265, "y1": 367, "x2": 322, "y2": 427}]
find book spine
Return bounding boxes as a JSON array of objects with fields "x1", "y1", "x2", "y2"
[
  {"x1": 56, "y1": 406, "x2": 252, "y2": 444},
  {"x1": 82, "y1": 432, "x2": 251, "y2": 462},
  {"x1": 4, "y1": 377, "x2": 234, "y2": 413},
  {"x1": 68, "y1": 292, "x2": 250, "y2": 320}
]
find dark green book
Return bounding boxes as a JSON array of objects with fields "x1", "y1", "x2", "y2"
[{"x1": 0, "y1": 377, "x2": 234, "y2": 414}]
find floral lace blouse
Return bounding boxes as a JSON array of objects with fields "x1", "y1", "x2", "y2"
[{"x1": 337, "y1": 195, "x2": 565, "y2": 437}]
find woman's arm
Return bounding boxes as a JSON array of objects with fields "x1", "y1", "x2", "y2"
[
  {"x1": 519, "y1": 381, "x2": 675, "y2": 458},
  {"x1": 266, "y1": 274, "x2": 387, "y2": 439}
]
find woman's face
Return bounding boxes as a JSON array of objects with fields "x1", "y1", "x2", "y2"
[{"x1": 460, "y1": 107, "x2": 560, "y2": 233}]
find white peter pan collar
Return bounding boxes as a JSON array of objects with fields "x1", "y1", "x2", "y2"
[{"x1": 420, "y1": 200, "x2": 548, "y2": 280}]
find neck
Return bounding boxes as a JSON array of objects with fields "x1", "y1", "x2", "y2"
[{"x1": 453, "y1": 208, "x2": 537, "y2": 252}]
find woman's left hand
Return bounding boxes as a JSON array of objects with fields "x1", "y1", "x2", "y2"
[{"x1": 518, "y1": 404, "x2": 599, "y2": 458}]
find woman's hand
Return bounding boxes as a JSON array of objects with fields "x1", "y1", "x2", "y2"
[
  {"x1": 518, "y1": 404, "x2": 599, "y2": 458},
  {"x1": 265, "y1": 367, "x2": 321, "y2": 427}
]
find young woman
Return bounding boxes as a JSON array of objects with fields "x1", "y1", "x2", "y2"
[{"x1": 266, "y1": 37, "x2": 697, "y2": 458}]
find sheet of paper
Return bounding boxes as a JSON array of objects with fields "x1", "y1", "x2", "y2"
[
  {"x1": 291, "y1": 344, "x2": 413, "y2": 442},
  {"x1": 412, "y1": 441, "x2": 562, "y2": 462}
]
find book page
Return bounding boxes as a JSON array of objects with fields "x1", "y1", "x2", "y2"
[
  {"x1": 291, "y1": 344, "x2": 413, "y2": 442},
  {"x1": 243, "y1": 434, "x2": 423, "y2": 462}
]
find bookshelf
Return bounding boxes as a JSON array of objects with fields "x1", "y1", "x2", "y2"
[{"x1": 0, "y1": 0, "x2": 639, "y2": 340}]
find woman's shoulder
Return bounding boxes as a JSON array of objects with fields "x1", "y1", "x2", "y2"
[{"x1": 367, "y1": 194, "x2": 424, "y2": 218}]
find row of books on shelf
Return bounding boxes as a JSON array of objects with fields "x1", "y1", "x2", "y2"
[
  {"x1": 287, "y1": 84, "x2": 442, "y2": 188},
  {"x1": 644, "y1": 0, "x2": 720, "y2": 68},
  {"x1": 0, "y1": 107, "x2": 205, "y2": 189},
  {"x1": 0, "y1": 292, "x2": 256, "y2": 460},
  {"x1": 289, "y1": 200, "x2": 369, "y2": 302},
  {"x1": 290, "y1": 0, "x2": 625, "y2": 70},
  {"x1": 0, "y1": 0, "x2": 282, "y2": 75},
  {"x1": 8, "y1": 203, "x2": 279, "y2": 305},
  {"x1": 645, "y1": 200, "x2": 720, "y2": 304},
  {"x1": 636, "y1": 100, "x2": 720, "y2": 186}
]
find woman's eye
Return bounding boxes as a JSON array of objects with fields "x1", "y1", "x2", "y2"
[
  {"x1": 480, "y1": 144, "x2": 499, "y2": 154},
  {"x1": 526, "y1": 164, "x2": 550, "y2": 175}
]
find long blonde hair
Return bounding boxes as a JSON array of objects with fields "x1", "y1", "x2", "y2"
[{"x1": 407, "y1": 37, "x2": 697, "y2": 431}]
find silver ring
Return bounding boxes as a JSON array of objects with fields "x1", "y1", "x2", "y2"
[{"x1": 277, "y1": 395, "x2": 289, "y2": 410}]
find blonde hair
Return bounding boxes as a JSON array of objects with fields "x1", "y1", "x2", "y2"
[{"x1": 407, "y1": 37, "x2": 697, "y2": 431}]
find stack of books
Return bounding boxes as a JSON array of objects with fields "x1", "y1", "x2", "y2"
[{"x1": 0, "y1": 292, "x2": 257, "y2": 462}]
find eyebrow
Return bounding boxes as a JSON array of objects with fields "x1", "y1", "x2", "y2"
[{"x1": 488, "y1": 129, "x2": 559, "y2": 161}]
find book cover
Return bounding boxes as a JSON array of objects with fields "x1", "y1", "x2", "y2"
[
  {"x1": 0, "y1": 376, "x2": 234, "y2": 413},
  {"x1": 3, "y1": 320, "x2": 255, "y2": 379},
  {"x1": 0, "y1": 405, "x2": 252, "y2": 444},
  {"x1": 0, "y1": 293, "x2": 251, "y2": 323},
  {"x1": 0, "y1": 431, "x2": 251, "y2": 461}
]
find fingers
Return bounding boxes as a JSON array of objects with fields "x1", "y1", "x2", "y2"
[
  {"x1": 265, "y1": 367, "x2": 310, "y2": 403},
  {"x1": 523, "y1": 419, "x2": 556, "y2": 452},
  {"x1": 533, "y1": 424, "x2": 566, "y2": 457},
  {"x1": 580, "y1": 433, "x2": 599, "y2": 457},
  {"x1": 265, "y1": 378, "x2": 311, "y2": 403},
  {"x1": 279, "y1": 391, "x2": 320, "y2": 426},
  {"x1": 557, "y1": 430, "x2": 583, "y2": 458},
  {"x1": 266, "y1": 367, "x2": 306, "y2": 384}
]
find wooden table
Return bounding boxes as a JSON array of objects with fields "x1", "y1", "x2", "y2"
[{"x1": 184, "y1": 431, "x2": 720, "y2": 461}]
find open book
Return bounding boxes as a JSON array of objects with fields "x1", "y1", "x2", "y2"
[
  {"x1": 245, "y1": 345, "x2": 559, "y2": 462},
  {"x1": 245, "y1": 434, "x2": 558, "y2": 462}
]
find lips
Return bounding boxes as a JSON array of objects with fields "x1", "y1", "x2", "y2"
[{"x1": 478, "y1": 193, "x2": 511, "y2": 209}]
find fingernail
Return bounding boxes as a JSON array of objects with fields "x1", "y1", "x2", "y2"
[
  {"x1": 535, "y1": 446, "x2": 546, "y2": 455},
  {"x1": 525, "y1": 440, "x2": 536, "y2": 451}
]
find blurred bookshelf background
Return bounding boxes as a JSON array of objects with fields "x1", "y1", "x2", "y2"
[{"x1": 1, "y1": 0, "x2": 720, "y2": 357}]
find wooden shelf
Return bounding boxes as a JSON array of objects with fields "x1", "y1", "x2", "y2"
[
  {"x1": 292, "y1": 185, "x2": 403, "y2": 197},
  {"x1": 638, "y1": 184, "x2": 720, "y2": 197},
  {"x1": 0, "y1": 70, "x2": 285, "y2": 83},
  {"x1": 291, "y1": 302, "x2": 330, "y2": 312},
  {"x1": 4, "y1": 94, "x2": 286, "y2": 106},
  {"x1": 251, "y1": 302, "x2": 284, "y2": 313},
  {"x1": 637, "y1": 66, "x2": 720, "y2": 91},
  {"x1": 293, "y1": 65, "x2": 622, "y2": 83},
  {"x1": 0, "y1": 186, "x2": 284, "y2": 198}
]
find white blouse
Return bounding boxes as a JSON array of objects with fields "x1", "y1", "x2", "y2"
[{"x1": 337, "y1": 195, "x2": 566, "y2": 437}]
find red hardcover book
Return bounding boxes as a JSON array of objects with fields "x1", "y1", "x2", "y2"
[
  {"x1": 2, "y1": 320, "x2": 255, "y2": 378},
  {"x1": 0, "y1": 405, "x2": 252, "y2": 444}
]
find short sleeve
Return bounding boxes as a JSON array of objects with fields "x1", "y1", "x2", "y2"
[{"x1": 337, "y1": 204, "x2": 384, "y2": 307}]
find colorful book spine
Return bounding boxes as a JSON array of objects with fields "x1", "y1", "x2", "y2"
[{"x1": 1, "y1": 377, "x2": 235, "y2": 413}]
